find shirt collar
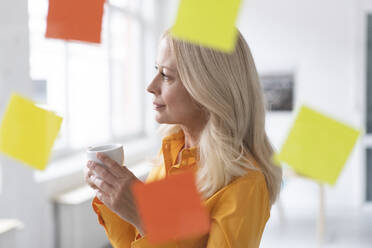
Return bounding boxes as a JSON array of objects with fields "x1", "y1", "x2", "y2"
[{"x1": 161, "y1": 129, "x2": 199, "y2": 174}]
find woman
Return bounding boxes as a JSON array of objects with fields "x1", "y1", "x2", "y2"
[{"x1": 85, "y1": 29, "x2": 282, "y2": 248}]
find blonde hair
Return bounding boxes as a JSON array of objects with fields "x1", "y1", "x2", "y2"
[{"x1": 155, "y1": 30, "x2": 282, "y2": 205}]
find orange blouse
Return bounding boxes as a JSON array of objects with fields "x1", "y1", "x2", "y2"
[{"x1": 92, "y1": 130, "x2": 270, "y2": 248}]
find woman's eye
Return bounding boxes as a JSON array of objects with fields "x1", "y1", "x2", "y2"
[{"x1": 161, "y1": 72, "x2": 169, "y2": 80}]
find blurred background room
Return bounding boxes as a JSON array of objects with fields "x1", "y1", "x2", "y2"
[{"x1": 0, "y1": 0, "x2": 371, "y2": 247}]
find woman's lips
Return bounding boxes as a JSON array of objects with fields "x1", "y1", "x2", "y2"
[{"x1": 153, "y1": 103, "x2": 166, "y2": 110}]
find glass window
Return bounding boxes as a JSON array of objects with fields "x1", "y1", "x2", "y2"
[{"x1": 28, "y1": 0, "x2": 146, "y2": 157}]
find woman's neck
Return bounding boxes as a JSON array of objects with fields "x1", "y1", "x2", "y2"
[
  {"x1": 179, "y1": 111, "x2": 209, "y2": 149},
  {"x1": 180, "y1": 124, "x2": 203, "y2": 149}
]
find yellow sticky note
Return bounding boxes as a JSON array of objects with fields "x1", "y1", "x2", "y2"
[
  {"x1": 272, "y1": 153, "x2": 282, "y2": 167},
  {"x1": 0, "y1": 93, "x2": 63, "y2": 170},
  {"x1": 277, "y1": 105, "x2": 361, "y2": 185},
  {"x1": 171, "y1": 0, "x2": 242, "y2": 52}
]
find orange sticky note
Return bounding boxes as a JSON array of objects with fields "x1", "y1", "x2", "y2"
[
  {"x1": 45, "y1": 0, "x2": 105, "y2": 43},
  {"x1": 132, "y1": 171, "x2": 210, "y2": 244}
]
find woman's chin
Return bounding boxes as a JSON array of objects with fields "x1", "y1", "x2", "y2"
[
  {"x1": 155, "y1": 115, "x2": 167, "y2": 124},
  {"x1": 155, "y1": 115, "x2": 174, "y2": 125}
]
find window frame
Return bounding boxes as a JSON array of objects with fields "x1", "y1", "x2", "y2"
[{"x1": 28, "y1": 0, "x2": 148, "y2": 163}]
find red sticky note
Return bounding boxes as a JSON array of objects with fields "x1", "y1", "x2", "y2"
[
  {"x1": 45, "y1": 0, "x2": 105, "y2": 43},
  {"x1": 132, "y1": 171, "x2": 210, "y2": 244}
]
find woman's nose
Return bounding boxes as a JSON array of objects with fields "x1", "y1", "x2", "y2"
[{"x1": 146, "y1": 76, "x2": 160, "y2": 95}]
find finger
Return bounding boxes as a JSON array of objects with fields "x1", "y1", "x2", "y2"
[
  {"x1": 91, "y1": 175, "x2": 115, "y2": 193},
  {"x1": 86, "y1": 174, "x2": 99, "y2": 190},
  {"x1": 88, "y1": 161, "x2": 119, "y2": 184},
  {"x1": 84, "y1": 162, "x2": 95, "y2": 178},
  {"x1": 96, "y1": 153, "x2": 124, "y2": 176},
  {"x1": 84, "y1": 163, "x2": 97, "y2": 188},
  {"x1": 85, "y1": 166, "x2": 98, "y2": 190},
  {"x1": 95, "y1": 188, "x2": 110, "y2": 206}
]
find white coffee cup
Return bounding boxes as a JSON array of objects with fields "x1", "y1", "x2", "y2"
[{"x1": 86, "y1": 144, "x2": 124, "y2": 168}]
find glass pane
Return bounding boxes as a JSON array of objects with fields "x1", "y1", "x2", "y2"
[
  {"x1": 28, "y1": 0, "x2": 48, "y2": 18},
  {"x1": 28, "y1": 0, "x2": 68, "y2": 150},
  {"x1": 110, "y1": 10, "x2": 143, "y2": 138},
  {"x1": 109, "y1": 0, "x2": 141, "y2": 12},
  {"x1": 29, "y1": 0, "x2": 145, "y2": 153},
  {"x1": 67, "y1": 29, "x2": 111, "y2": 148},
  {"x1": 366, "y1": 15, "x2": 372, "y2": 133}
]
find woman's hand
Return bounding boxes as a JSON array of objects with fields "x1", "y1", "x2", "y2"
[{"x1": 85, "y1": 152, "x2": 145, "y2": 235}]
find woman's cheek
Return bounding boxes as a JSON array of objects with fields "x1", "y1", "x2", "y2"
[{"x1": 162, "y1": 88, "x2": 176, "y2": 107}]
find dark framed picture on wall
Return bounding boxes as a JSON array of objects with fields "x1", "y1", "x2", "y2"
[{"x1": 259, "y1": 73, "x2": 294, "y2": 112}]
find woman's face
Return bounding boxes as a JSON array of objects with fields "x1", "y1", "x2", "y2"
[{"x1": 147, "y1": 37, "x2": 206, "y2": 126}]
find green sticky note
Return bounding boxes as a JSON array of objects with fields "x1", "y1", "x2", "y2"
[
  {"x1": 277, "y1": 105, "x2": 361, "y2": 185},
  {"x1": 0, "y1": 93, "x2": 63, "y2": 170},
  {"x1": 171, "y1": 0, "x2": 242, "y2": 52}
]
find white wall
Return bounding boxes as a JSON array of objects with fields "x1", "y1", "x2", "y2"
[
  {"x1": 239, "y1": 0, "x2": 358, "y2": 115},
  {"x1": 237, "y1": 0, "x2": 364, "y2": 211}
]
